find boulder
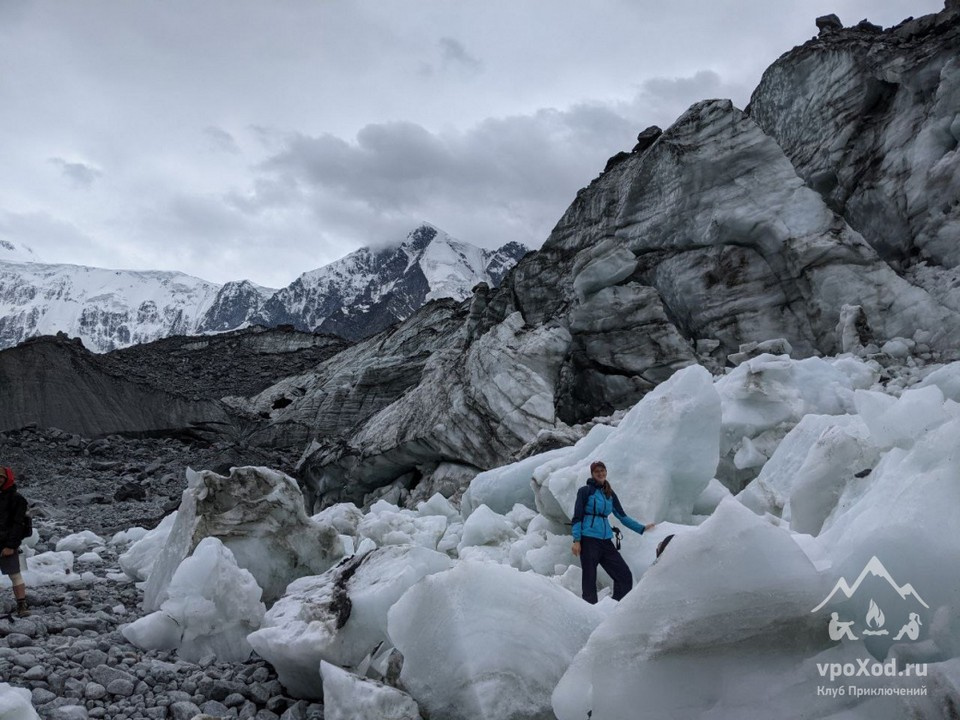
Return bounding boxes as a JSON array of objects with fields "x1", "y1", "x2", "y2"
[
  {"x1": 815, "y1": 13, "x2": 843, "y2": 33},
  {"x1": 122, "y1": 537, "x2": 265, "y2": 663},
  {"x1": 387, "y1": 562, "x2": 605, "y2": 720},
  {"x1": 142, "y1": 466, "x2": 343, "y2": 611},
  {"x1": 632, "y1": 125, "x2": 662, "y2": 153},
  {"x1": 247, "y1": 546, "x2": 451, "y2": 699},
  {"x1": 750, "y1": 10, "x2": 960, "y2": 287}
]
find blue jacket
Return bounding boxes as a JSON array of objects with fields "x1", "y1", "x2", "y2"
[{"x1": 571, "y1": 478, "x2": 646, "y2": 541}]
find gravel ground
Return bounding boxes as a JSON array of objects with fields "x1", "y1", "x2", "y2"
[
  {"x1": 0, "y1": 426, "x2": 300, "y2": 536},
  {"x1": 1, "y1": 428, "x2": 320, "y2": 720}
]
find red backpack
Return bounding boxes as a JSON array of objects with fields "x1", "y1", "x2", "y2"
[{"x1": 1, "y1": 467, "x2": 13, "y2": 491}]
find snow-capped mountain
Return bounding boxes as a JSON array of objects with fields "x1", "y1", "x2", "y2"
[
  {"x1": 0, "y1": 260, "x2": 227, "y2": 352},
  {"x1": 0, "y1": 225, "x2": 528, "y2": 351},
  {"x1": 198, "y1": 280, "x2": 276, "y2": 334},
  {"x1": 0, "y1": 239, "x2": 42, "y2": 264},
  {"x1": 257, "y1": 224, "x2": 528, "y2": 340}
]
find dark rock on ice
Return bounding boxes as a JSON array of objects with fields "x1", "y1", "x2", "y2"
[{"x1": 816, "y1": 14, "x2": 843, "y2": 33}]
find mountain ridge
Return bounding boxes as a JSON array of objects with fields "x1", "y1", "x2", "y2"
[
  {"x1": 811, "y1": 556, "x2": 932, "y2": 612},
  {"x1": 0, "y1": 225, "x2": 527, "y2": 351}
]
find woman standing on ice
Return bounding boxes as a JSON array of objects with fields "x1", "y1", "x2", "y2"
[{"x1": 571, "y1": 460, "x2": 655, "y2": 604}]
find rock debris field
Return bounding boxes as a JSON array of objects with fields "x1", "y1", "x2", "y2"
[
  {"x1": 0, "y1": 428, "x2": 312, "y2": 720},
  {"x1": 0, "y1": 532, "x2": 320, "y2": 720}
]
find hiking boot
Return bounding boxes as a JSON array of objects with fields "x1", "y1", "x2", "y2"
[{"x1": 15, "y1": 599, "x2": 29, "y2": 618}]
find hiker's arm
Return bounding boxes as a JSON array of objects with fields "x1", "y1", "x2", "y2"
[
  {"x1": 571, "y1": 488, "x2": 587, "y2": 542},
  {"x1": 571, "y1": 488, "x2": 588, "y2": 554}
]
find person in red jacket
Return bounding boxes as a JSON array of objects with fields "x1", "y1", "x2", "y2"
[
  {"x1": 0, "y1": 468, "x2": 31, "y2": 618},
  {"x1": 571, "y1": 460, "x2": 656, "y2": 604}
]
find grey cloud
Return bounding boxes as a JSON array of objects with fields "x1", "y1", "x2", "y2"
[
  {"x1": 240, "y1": 69, "x2": 748, "y2": 253},
  {"x1": 0, "y1": 209, "x2": 96, "y2": 263},
  {"x1": 439, "y1": 37, "x2": 482, "y2": 74},
  {"x1": 242, "y1": 98, "x2": 641, "y2": 251},
  {"x1": 134, "y1": 189, "x2": 365, "y2": 286},
  {"x1": 641, "y1": 70, "x2": 727, "y2": 101},
  {"x1": 419, "y1": 36, "x2": 483, "y2": 78},
  {"x1": 203, "y1": 126, "x2": 240, "y2": 154},
  {"x1": 253, "y1": 70, "x2": 734, "y2": 216},
  {"x1": 48, "y1": 158, "x2": 102, "y2": 188},
  {"x1": 249, "y1": 125, "x2": 291, "y2": 153},
  {"x1": 155, "y1": 193, "x2": 249, "y2": 241},
  {"x1": 621, "y1": 70, "x2": 752, "y2": 129},
  {"x1": 0, "y1": 0, "x2": 29, "y2": 24},
  {"x1": 226, "y1": 175, "x2": 301, "y2": 215}
]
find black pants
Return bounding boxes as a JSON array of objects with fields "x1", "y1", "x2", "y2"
[{"x1": 580, "y1": 536, "x2": 633, "y2": 604}]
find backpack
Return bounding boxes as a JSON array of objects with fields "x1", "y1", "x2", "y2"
[
  {"x1": 19, "y1": 502, "x2": 33, "y2": 543},
  {"x1": 6, "y1": 485, "x2": 32, "y2": 543}
]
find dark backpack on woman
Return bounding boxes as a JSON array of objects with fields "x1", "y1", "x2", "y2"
[
  {"x1": 2, "y1": 468, "x2": 32, "y2": 542},
  {"x1": 18, "y1": 499, "x2": 33, "y2": 542}
]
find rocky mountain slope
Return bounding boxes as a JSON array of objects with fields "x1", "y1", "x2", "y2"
[
  {"x1": 1, "y1": 6, "x2": 957, "y2": 512},
  {"x1": 0, "y1": 225, "x2": 527, "y2": 351},
  {"x1": 247, "y1": 3, "x2": 960, "y2": 508},
  {"x1": 2, "y1": 9, "x2": 959, "y2": 720},
  {"x1": 747, "y1": 11, "x2": 960, "y2": 277},
  {"x1": 0, "y1": 327, "x2": 348, "y2": 440}
]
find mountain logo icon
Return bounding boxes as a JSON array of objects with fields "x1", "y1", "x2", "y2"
[
  {"x1": 813, "y1": 556, "x2": 928, "y2": 643},
  {"x1": 811, "y1": 556, "x2": 929, "y2": 613}
]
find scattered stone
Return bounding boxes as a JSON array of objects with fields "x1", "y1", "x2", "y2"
[
  {"x1": 632, "y1": 125, "x2": 662, "y2": 153},
  {"x1": 224, "y1": 693, "x2": 247, "y2": 708},
  {"x1": 201, "y1": 699, "x2": 233, "y2": 716},
  {"x1": 169, "y1": 700, "x2": 203, "y2": 720},
  {"x1": 279, "y1": 700, "x2": 308, "y2": 720},
  {"x1": 115, "y1": 481, "x2": 147, "y2": 502},
  {"x1": 84, "y1": 682, "x2": 108, "y2": 700},
  {"x1": 5, "y1": 633, "x2": 33, "y2": 648},
  {"x1": 0, "y1": 521, "x2": 291, "y2": 720},
  {"x1": 32, "y1": 687, "x2": 57, "y2": 705},
  {"x1": 816, "y1": 13, "x2": 843, "y2": 33},
  {"x1": 82, "y1": 649, "x2": 109, "y2": 669},
  {"x1": 266, "y1": 695, "x2": 290, "y2": 714},
  {"x1": 23, "y1": 664, "x2": 46, "y2": 681},
  {"x1": 106, "y1": 677, "x2": 136, "y2": 696},
  {"x1": 91, "y1": 665, "x2": 137, "y2": 688}
]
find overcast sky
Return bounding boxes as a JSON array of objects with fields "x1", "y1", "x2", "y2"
[{"x1": 0, "y1": 0, "x2": 943, "y2": 288}]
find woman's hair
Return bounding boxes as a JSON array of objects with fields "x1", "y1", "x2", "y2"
[{"x1": 590, "y1": 460, "x2": 613, "y2": 497}]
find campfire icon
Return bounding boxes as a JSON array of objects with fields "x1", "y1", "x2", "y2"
[{"x1": 861, "y1": 599, "x2": 888, "y2": 636}]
